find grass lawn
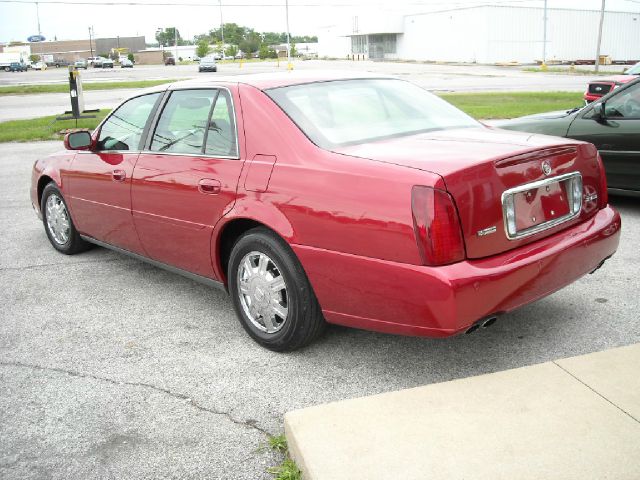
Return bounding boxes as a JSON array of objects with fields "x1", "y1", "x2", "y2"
[
  {"x1": 0, "y1": 79, "x2": 177, "y2": 96},
  {"x1": 0, "y1": 91, "x2": 586, "y2": 143},
  {"x1": 0, "y1": 110, "x2": 111, "y2": 143},
  {"x1": 438, "y1": 91, "x2": 583, "y2": 119}
]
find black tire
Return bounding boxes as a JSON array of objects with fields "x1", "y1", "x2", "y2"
[
  {"x1": 41, "y1": 183, "x2": 91, "y2": 255},
  {"x1": 228, "y1": 227, "x2": 325, "y2": 351}
]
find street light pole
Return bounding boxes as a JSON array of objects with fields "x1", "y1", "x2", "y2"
[
  {"x1": 219, "y1": 0, "x2": 225, "y2": 53},
  {"x1": 595, "y1": 0, "x2": 606, "y2": 73},
  {"x1": 285, "y1": 0, "x2": 291, "y2": 69},
  {"x1": 542, "y1": 0, "x2": 547, "y2": 67},
  {"x1": 36, "y1": 1, "x2": 41, "y2": 36},
  {"x1": 88, "y1": 26, "x2": 93, "y2": 58}
]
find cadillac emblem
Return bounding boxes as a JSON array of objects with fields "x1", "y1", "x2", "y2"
[{"x1": 541, "y1": 161, "x2": 552, "y2": 176}]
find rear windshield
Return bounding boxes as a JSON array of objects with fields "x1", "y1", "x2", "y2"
[{"x1": 266, "y1": 79, "x2": 479, "y2": 149}]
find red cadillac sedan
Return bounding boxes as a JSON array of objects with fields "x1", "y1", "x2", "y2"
[{"x1": 31, "y1": 73, "x2": 621, "y2": 351}]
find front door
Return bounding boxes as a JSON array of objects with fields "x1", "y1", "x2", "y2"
[
  {"x1": 132, "y1": 88, "x2": 244, "y2": 278},
  {"x1": 568, "y1": 81, "x2": 640, "y2": 191},
  {"x1": 66, "y1": 92, "x2": 162, "y2": 253}
]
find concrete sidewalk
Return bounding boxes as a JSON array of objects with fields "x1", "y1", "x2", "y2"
[{"x1": 285, "y1": 343, "x2": 640, "y2": 480}]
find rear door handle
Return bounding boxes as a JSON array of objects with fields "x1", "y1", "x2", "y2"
[
  {"x1": 198, "y1": 178, "x2": 221, "y2": 195},
  {"x1": 112, "y1": 169, "x2": 126, "y2": 182}
]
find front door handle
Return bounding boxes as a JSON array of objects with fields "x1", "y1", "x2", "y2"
[
  {"x1": 112, "y1": 169, "x2": 126, "y2": 182},
  {"x1": 198, "y1": 178, "x2": 221, "y2": 195}
]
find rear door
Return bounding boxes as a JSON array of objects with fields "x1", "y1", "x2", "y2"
[
  {"x1": 131, "y1": 87, "x2": 243, "y2": 278},
  {"x1": 567, "y1": 81, "x2": 640, "y2": 191},
  {"x1": 66, "y1": 92, "x2": 162, "y2": 253}
]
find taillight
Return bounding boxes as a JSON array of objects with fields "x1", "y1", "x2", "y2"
[
  {"x1": 411, "y1": 186, "x2": 466, "y2": 266},
  {"x1": 596, "y1": 152, "x2": 608, "y2": 208}
]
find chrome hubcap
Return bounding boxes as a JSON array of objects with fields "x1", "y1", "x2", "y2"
[
  {"x1": 237, "y1": 251, "x2": 289, "y2": 334},
  {"x1": 45, "y1": 194, "x2": 70, "y2": 245}
]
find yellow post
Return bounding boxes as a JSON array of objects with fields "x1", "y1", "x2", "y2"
[
  {"x1": 540, "y1": 62, "x2": 548, "y2": 71},
  {"x1": 287, "y1": 61, "x2": 293, "y2": 71}
]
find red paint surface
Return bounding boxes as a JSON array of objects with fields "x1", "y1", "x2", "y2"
[{"x1": 31, "y1": 74, "x2": 621, "y2": 337}]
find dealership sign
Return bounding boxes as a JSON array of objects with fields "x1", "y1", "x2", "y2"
[{"x1": 27, "y1": 35, "x2": 46, "y2": 42}]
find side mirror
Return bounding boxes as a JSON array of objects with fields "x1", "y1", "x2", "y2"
[
  {"x1": 64, "y1": 130, "x2": 93, "y2": 150},
  {"x1": 592, "y1": 102, "x2": 605, "y2": 122}
]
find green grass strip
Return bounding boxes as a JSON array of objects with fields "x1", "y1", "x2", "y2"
[
  {"x1": 0, "y1": 91, "x2": 587, "y2": 143},
  {"x1": 0, "y1": 79, "x2": 178, "y2": 96},
  {"x1": 0, "y1": 111, "x2": 111, "y2": 143},
  {"x1": 439, "y1": 91, "x2": 584, "y2": 119}
]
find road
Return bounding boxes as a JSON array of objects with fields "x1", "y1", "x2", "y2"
[
  {"x1": 0, "y1": 60, "x2": 618, "y2": 122},
  {"x1": 1, "y1": 141, "x2": 638, "y2": 479}
]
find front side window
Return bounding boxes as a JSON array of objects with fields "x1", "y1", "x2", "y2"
[
  {"x1": 150, "y1": 89, "x2": 237, "y2": 157},
  {"x1": 97, "y1": 93, "x2": 160, "y2": 151},
  {"x1": 604, "y1": 82, "x2": 640, "y2": 119},
  {"x1": 266, "y1": 79, "x2": 479, "y2": 149}
]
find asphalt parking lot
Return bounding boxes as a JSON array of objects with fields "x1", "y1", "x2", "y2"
[{"x1": 1, "y1": 141, "x2": 639, "y2": 479}]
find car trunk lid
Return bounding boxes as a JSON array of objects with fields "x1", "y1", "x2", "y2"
[{"x1": 334, "y1": 127, "x2": 603, "y2": 259}]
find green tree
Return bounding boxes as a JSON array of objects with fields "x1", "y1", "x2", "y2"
[
  {"x1": 225, "y1": 45, "x2": 238, "y2": 59},
  {"x1": 196, "y1": 39, "x2": 211, "y2": 58},
  {"x1": 290, "y1": 43, "x2": 297, "y2": 58},
  {"x1": 155, "y1": 27, "x2": 182, "y2": 47},
  {"x1": 127, "y1": 53, "x2": 134, "y2": 62},
  {"x1": 239, "y1": 31, "x2": 261, "y2": 57},
  {"x1": 29, "y1": 54, "x2": 41, "y2": 63},
  {"x1": 258, "y1": 44, "x2": 270, "y2": 60}
]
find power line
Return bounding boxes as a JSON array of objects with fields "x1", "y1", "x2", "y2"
[{"x1": 0, "y1": 0, "x2": 545, "y2": 6}]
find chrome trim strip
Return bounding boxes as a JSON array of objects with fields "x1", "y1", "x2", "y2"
[
  {"x1": 501, "y1": 172, "x2": 583, "y2": 240},
  {"x1": 80, "y1": 235, "x2": 227, "y2": 292}
]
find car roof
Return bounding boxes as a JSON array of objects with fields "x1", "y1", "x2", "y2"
[{"x1": 165, "y1": 70, "x2": 394, "y2": 91}]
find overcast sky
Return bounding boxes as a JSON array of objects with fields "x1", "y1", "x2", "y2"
[{"x1": 0, "y1": 0, "x2": 638, "y2": 44}]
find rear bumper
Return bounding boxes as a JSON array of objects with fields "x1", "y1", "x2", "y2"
[{"x1": 293, "y1": 206, "x2": 621, "y2": 337}]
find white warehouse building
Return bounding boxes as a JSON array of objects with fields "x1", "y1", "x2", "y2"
[{"x1": 318, "y1": 5, "x2": 640, "y2": 64}]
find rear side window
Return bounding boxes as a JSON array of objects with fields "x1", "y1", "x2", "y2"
[
  {"x1": 150, "y1": 89, "x2": 237, "y2": 157},
  {"x1": 97, "y1": 93, "x2": 160, "y2": 151}
]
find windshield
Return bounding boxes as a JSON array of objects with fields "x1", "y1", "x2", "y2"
[
  {"x1": 626, "y1": 63, "x2": 640, "y2": 75},
  {"x1": 266, "y1": 79, "x2": 479, "y2": 149}
]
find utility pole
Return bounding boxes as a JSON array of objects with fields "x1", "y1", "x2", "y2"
[
  {"x1": 35, "y1": 1, "x2": 41, "y2": 36},
  {"x1": 542, "y1": 0, "x2": 547, "y2": 67},
  {"x1": 595, "y1": 0, "x2": 606, "y2": 73},
  {"x1": 174, "y1": 27, "x2": 178, "y2": 61},
  {"x1": 88, "y1": 26, "x2": 93, "y2": 58},
  {"x1": 285, "y1": 0, "x2": 292, "y2": 69},
  {"x1": 219, "y1": 0, "x2": 225, "y2": 54}
]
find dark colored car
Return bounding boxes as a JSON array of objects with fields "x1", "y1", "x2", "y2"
[
  {"x1": 498, "y1": 77, "x2": 640, "y2": 195},
  {"x1": 165, "y1": 57, "x2": 176, "y2": 66},
  {"x1": 584, "y1": 62, "x2": 640, "y2": 103},
  {"x1": 101, "y1": 58, "x2": 114, "y2": 68},
  {"x1": 8, "y1": 62, "x2": 28, "y2": 72},
  {"x1": 198, "y1": 56, "x2": 217, "y2": 72},
  {"x1": 30, "y1": 74, "x2": 620, "y2": 351}
]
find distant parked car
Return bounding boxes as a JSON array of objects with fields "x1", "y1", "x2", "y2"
[
  {"x1": 584, "y1": 62, "x2": 640, "y2": 103},
  {"x1": 46, "y1": 59, "x2": 69, "y2": 68},
  {"x1": 74, "y1": 59, "x2": 88, "y2": 69},
  {"x1": 164, "y1": 57, "x2": 176, "y2": 66},
  {"x1": 120, "y1": 58, "x2": 134, "y2": 68},
  {"x1": 8, "y1": 62, "x2": 27, "y2": 72},
  {"x1": 101, "y1": 58, "x2": 114, "y2": 68},
  {"x1": 31, "y1": 61, "x2": 47, "y2": 70},
  {"x1": 198, "y1": 56, "x2": 217, "y2": 72},
  {"x1": 497, "y1": 77, "x2": 640, "y2": 195}
]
